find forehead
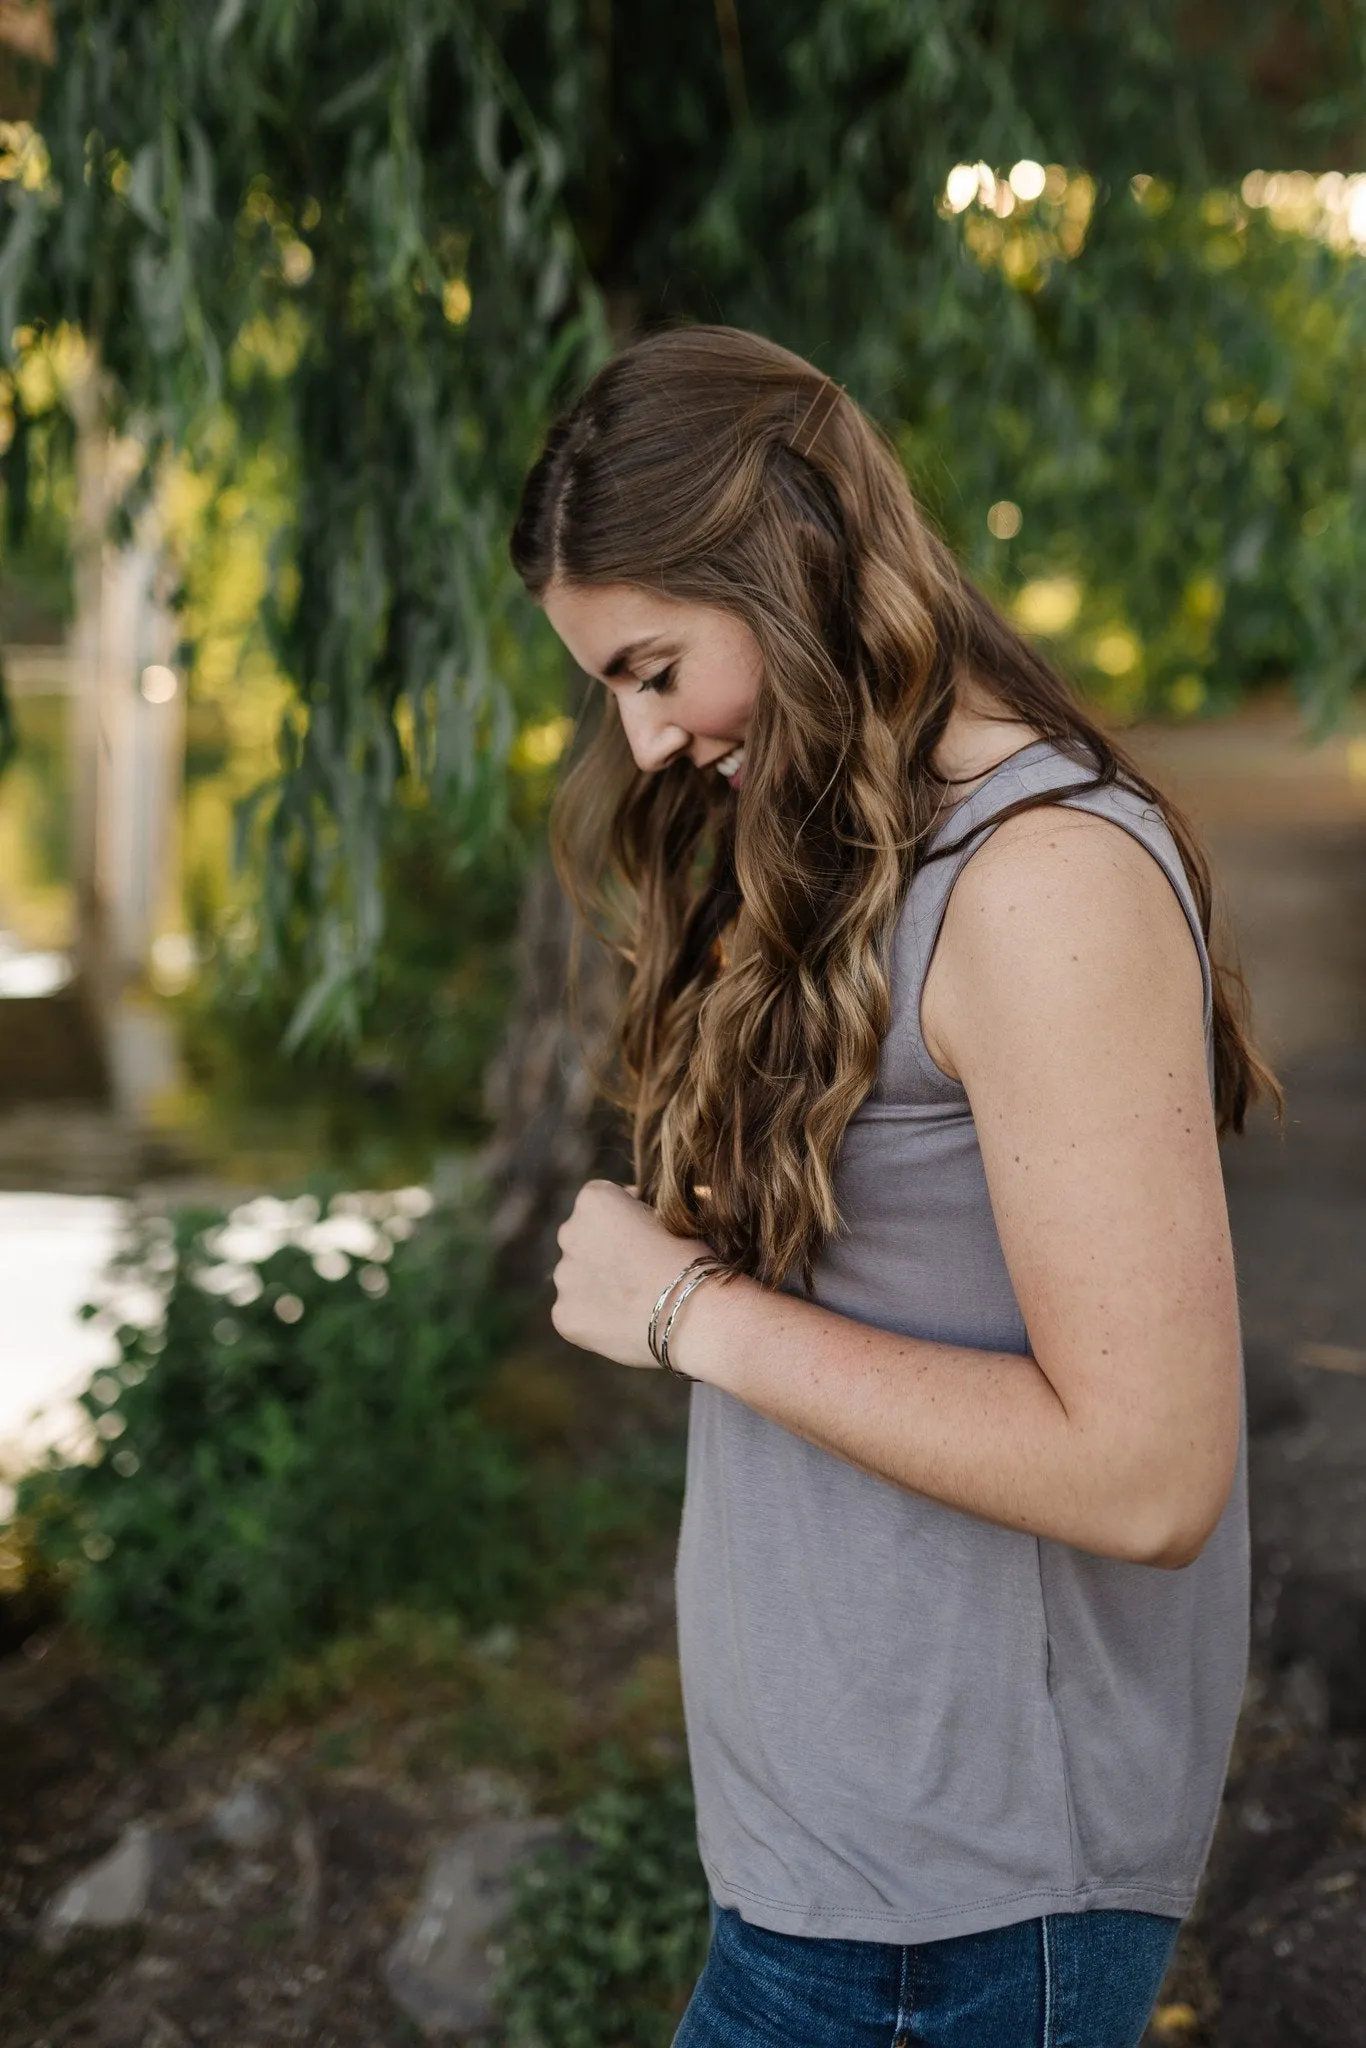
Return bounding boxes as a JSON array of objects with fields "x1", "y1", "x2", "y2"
[{"x1": 541, "y1": 581, "x2": 692, "y2": 677}]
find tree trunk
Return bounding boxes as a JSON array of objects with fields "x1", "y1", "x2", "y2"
[{"x1": 480, "y1": 858, "x2": 626, "y2": 1288}]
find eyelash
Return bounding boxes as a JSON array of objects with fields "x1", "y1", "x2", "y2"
[{"x1": 636, "y1": 665, "x2": 675, "y2": 695}]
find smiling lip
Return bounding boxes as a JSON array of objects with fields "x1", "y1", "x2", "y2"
[{"x1": 713, "y1": 745, "x2": 746, "y2": 784}]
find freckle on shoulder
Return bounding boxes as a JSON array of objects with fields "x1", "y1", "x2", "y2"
[{"x1": 960, "y1": 805, "x2": 1162, "y2": 902}]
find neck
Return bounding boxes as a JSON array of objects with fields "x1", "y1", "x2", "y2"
[{"x1": 931, "y1": 680, "x2": 1040, "y2": 798}]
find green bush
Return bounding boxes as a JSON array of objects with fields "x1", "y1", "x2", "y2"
[
  {"x1": 15, "y1": 1186, "x2": 571, "y2": 1713},
  {"x1": 498, "y1": 1761, "x2": 709, "y2": 2048}
]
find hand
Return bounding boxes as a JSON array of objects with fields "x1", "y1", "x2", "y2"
[{"x1": 551, "y1": 1180, "x2": 711, "y2": 1368}]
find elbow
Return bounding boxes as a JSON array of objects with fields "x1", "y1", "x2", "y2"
[
  {"x1": 1071, "y1": 1345, "x2": 1242, "y2": 1568},
  {"x1": 1112, "y1": 1467, "x2": 1235, "y2": 1571},
  {"x1": 1132, "y1": 1523, "x2": 1214, "y2": 1572}
]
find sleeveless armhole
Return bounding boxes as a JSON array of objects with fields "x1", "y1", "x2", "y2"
[{"x1": 877, "y1": 746, "x2": 1214, "y2": 1107}]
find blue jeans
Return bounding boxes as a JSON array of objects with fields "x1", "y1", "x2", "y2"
[{"x1": 674, "y1": 1902, "x2": 1180, "y2": 2047}]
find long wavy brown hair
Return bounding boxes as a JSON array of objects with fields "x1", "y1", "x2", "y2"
[{"x1": 510, "y1": 325, "x2": 1276, "y2": 1288}]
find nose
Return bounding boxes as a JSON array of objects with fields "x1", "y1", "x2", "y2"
[{"x1": 616, "y1": 695, "x2": 690, "y2": 773}]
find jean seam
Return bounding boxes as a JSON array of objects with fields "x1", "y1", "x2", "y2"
[
  {"x1": 1041, "y1": 1915, "x2": 1054, "y2": 2048},
  {"x1": 893, "y1": 1941, "x2": 912, "y2": 2041}
]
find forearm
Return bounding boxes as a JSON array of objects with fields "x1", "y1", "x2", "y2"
[{"x1": 674, "y1": 1274, "x2": 1216, "y2": 1566}]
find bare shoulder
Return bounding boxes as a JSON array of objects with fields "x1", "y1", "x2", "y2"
[
  {"x1": 943, "y1": 802, "x2": 1192, "y2": 951},
  {"x1": 925, "y1": 802, "x2": 1204, "y2": 1076}
]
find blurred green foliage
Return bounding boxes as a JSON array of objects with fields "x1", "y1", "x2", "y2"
[
  {"x1": 908, "y1": 183, "x2": 1366, "y2": 725},
  {"x1": 3, "y1": 0, "x2": 606, "y2": 1034},
  {"x1": 498, "y1": 1760, "x2": 708, "y2": 2048},
  {"x1": 4, "y1": 3, "x2": 1365, "y2": 1035},
  {"x1": 178, "y1": 791, "x2": 527, "y2": 1180},
  {"x1": 15, "y1": 1186, "x2": 683, "y2": 1716},
  {"x1": 0, "y1": 382, "x2": 73, "y2": 635}
]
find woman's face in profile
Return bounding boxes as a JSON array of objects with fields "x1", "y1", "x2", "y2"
[{"x1": 542, "y1": 580, "x2": 762, "y2": 789}]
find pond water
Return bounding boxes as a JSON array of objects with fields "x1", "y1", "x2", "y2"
[{"x1": 0, "y1": 1193, "x2": 120, "y2": 1509}]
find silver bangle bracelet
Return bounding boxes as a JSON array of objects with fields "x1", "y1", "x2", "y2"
[
  {"x1": 658, "y1": 1264, "x2": 721, "y2": 1380},
  {"x1": 648, "y1": 1258, "x2": 713, "y2": 1365}
]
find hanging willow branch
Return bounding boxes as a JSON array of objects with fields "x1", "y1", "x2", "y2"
[
  {"x1": 0, "y1": 0, "x2": 606, "y2": 1038},
  {"x1": 2, "y1": 0, "x2": 1365, "y2": 1046}
]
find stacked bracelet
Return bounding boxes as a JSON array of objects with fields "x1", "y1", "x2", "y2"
[{"x1": 648, "y1": 1256, "x2": 724, "y2": 1380}]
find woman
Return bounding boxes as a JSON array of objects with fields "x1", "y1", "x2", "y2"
[{"x1": 510, "y1": 326, "x2": 1269, "y2": 2047}]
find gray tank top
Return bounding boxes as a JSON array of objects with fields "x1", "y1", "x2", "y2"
[{"x1": 675, "y1": 740, "x2": 1249, "y2": 1943}]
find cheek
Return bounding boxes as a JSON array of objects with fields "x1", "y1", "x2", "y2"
[{"x1": 698, "y1": 664, "x2": 761, "y2": 733}]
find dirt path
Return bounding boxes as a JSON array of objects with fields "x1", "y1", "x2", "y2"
[
  {"x1": 1129, "y1": 716, "x2": 1366, "y2": 2046},
  {"x1": 1165, "y1": 1047, "x2": 1366, "y2": 2048}
]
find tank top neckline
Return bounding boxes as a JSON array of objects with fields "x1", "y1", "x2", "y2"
[{"x1": 929, "y1": 735, "x2": 1057, "y2": 846}]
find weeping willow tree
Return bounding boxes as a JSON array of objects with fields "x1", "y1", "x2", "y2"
[{"x1": 2, "y1": 1, "x2": 1365, "y2": 1247}]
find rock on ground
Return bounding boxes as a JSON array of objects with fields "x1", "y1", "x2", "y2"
[
  {"x1": 208, "y1": 1775, "x2": 283, "y2": 1852},
  {"x1": 40, "y1": 1822, "x2": 160, "y2": 1950},
  {"x1": 384, "y1": 1817, "x2": 559, "y2": 2036}
]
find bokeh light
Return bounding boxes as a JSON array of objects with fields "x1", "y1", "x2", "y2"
[
  {"x1": 1092, "y1": 628, "x2": 1140, "y2": 677},
  {"x1": 140, "y1": 663, "x2": 178, "y2": 703},
  {"x1": 1008, "y1": 159, "x2": 1047, "y2": 201},
  {"x1": 944, "y1": 163, "x2": 981, "y2": 213},
  {"x1": 1241, "y1": 167, "x2": 1366, "y2": 250},
  {"x1": 1014, "y1": 577, "x2": 1082, "y2": 635}
]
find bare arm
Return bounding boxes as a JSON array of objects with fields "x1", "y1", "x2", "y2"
[{"x1": 551, "y1": 809, "x2": 1243, "y2": 1567}]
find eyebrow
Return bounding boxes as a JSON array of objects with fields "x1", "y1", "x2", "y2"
[{"x1": 601, "y1": 636, "x2": 675, "y2": 680}]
